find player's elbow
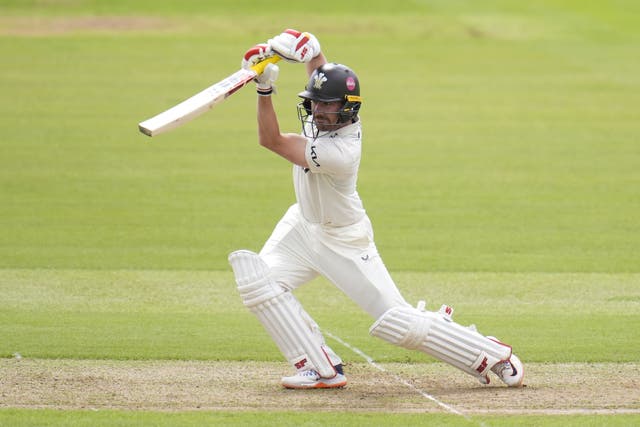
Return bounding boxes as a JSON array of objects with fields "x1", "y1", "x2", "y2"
[
  {"x1": 258, "y1": 133, "x2": 278, "y2": 150},
  {"x1": 258, "y1": 127, "x2": 287, "y2": 151}
]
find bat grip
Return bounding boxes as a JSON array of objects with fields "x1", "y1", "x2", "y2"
[{"x1": 250, "y1": 55, "x2": 282, "y2": 75}]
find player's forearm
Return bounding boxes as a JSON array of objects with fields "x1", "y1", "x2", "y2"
[
  {"x1": 256, "y1": 95, "x2": 281, "y2": 150},
  {"x1": 256, "y1": 95, "x2": 309, "y2": 167},
  {"x1": 306, "y1": 52, "x2": 327, "y2": 77}
]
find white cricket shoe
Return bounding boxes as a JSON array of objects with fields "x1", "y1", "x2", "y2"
[
  {"x1": 491, "y1": 354, "x2": 524, "y2": 387},
  {"x1": 281, "y1": 369, "x2": 347, "y2": 389}
]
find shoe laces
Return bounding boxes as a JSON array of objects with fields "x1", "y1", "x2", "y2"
[{"x1": 299, "y1": 369, "x2": 320, "y2": 378}]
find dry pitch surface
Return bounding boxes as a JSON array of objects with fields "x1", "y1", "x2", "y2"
[{"x1": 1, "y1": 359, "x2": 639, "y2": 416}]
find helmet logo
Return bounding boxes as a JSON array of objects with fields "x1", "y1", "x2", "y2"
[
  {"x1": 346, "y1": 76, "x2": 356, "y2": 91},
  {"x1": 313, "y1": 72, "x2": 328, "y2": 89}
]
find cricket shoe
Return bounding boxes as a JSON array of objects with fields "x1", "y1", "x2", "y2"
[
  {"x1": 281, "y1": 365, "x2": 347, "y2": 390},
  {"x1": 490, "y1": 354, "x2": 524, "y2": 387}
]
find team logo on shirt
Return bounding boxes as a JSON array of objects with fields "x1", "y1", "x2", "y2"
[
  {"x1": 313, "y1": 72, "x2": 327, "y2": 89},
  {"x1": 310, "y1": 145, "x2": 320, "y2": 167}
]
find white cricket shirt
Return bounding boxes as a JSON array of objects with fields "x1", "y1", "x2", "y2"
[{"x1": 293, "y1": 121, "x2": 366, "y2": 227}]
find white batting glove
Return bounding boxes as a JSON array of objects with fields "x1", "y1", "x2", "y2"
[
  {"x1": 241, "y1": 43, "x2": 273, "y2": 70},
  {"x1": 255, "y1": 63, "x2": 279, "y2": 93},
  {"x1": 268, "y1": 29, "x2": 321, "y2": 63}
]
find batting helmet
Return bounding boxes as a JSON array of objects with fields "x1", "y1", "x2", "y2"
[{"x1": 298, "y1": 63, "x2": 363, "y2": 125}]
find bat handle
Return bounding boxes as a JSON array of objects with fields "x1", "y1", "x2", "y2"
[{"x1": 250, "y1": 55, "x2": 282, "y2": 75}]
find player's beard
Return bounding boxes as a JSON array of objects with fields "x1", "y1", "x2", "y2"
[{"x1": 313, "y1": 113, "x2": 340, "y2": 132}]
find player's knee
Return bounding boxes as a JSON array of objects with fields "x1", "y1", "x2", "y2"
[{"x1": 228, "y1": 249, "x2": 283, "y2": 308}]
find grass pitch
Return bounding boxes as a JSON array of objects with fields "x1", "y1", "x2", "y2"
[
  {"x1": 1, "y1": 1, "x2": 638, "y2": 273},
  {"x1": 1, "y1": 0, "x2": 639, "y2": 425}
]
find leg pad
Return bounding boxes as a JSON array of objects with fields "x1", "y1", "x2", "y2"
[
  {"x1": 370, "y1": 303, "x2": 512, "y2": 380},
  {"x1": 229, "y1": 250, "x2": 337, "y2": 378}
]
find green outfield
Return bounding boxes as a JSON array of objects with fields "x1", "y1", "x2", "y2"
[{"x1": 1, "y1": 1, "x2": 639, "y2": 425}]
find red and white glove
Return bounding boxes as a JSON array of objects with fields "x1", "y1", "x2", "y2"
[
  {"x1": 242, "y1": 43, "x2": 279, "y2": 94},
  {"x1": 268, "y1": 29, "x2": 321, "y2": 63},
  {"x1": 241, "y1": 43, "x2": 273, "y2": 70}
]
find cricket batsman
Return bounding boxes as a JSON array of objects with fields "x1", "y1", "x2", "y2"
[{"x1": 228, "y1": 29, "x2": 525, "y2": 389}]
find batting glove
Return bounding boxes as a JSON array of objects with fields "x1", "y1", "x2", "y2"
[
  {"x1": 241, "y1": 43, "x2": 273, "y2": 70},
  {"x1": 268, "y1": 29, "x2": 321, "y2": 63},
  {"x1": 255, "y1": 63, "x2": 279, "y2": 94}
]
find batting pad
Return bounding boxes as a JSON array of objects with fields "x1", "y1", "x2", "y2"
[
  {"x1": 370, "y1": 304, "x2": 512, "y2": 381},
  {"x1": 228, "y1": 250, "x2": 338, "y2": 378}
]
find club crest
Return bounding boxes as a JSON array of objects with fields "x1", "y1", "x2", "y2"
[
  {"x1": 313, "y1": 72, "x2": 328, "y2": 89},
  {"x1": 346, "y1": 76, "x2": 356, "y2": 91}
]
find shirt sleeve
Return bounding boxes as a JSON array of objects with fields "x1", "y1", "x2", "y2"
[{"x1": 304, "y1": 136, "x2": 359, "y2": 176}]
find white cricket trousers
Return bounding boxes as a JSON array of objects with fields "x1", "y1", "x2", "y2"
[{"x1": 259, "y1": 204, "x2": 408, "y2": 319}]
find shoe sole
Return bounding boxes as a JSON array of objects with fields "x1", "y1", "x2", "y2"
[{"x1": 282, "y1": 379, "x2": 347, "y2": 390}]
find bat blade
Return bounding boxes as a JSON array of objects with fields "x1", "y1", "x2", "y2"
[
  {"x1": 138, "y1": 55, "x2": 280, "y2": 137},
  {"x1": 138, "y1": 69, "x2": 256, "y2": 137}
]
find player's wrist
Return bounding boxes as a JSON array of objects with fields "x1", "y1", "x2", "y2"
[{"x1": 257, "y1": 87, "x2": 273, "y2": 96}]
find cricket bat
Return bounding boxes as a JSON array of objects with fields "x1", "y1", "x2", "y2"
[{"x1": 138, "y1": 55, "x2": 281, "y2": 137}]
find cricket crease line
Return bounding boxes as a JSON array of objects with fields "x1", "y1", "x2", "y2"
[{"x1": 324, "y1": 330, "x2": 483, "y2": 425}]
